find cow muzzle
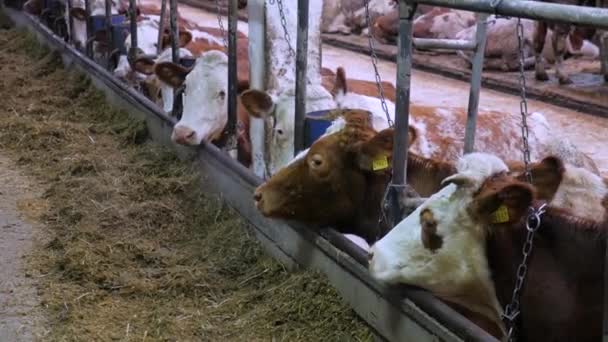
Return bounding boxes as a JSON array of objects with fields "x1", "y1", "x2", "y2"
[{"x1": 172, "y1": 126, "x2": 196, "y2": 145}]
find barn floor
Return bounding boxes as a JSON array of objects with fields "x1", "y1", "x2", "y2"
[{"x1": 0, "y1": 24, "x2": 373, "y2": 341}]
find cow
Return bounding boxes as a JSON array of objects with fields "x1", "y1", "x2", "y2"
[
  {"x1": 249, "y1": 94, "x2": 599, "y2": 234},
  {"x1": 533, "y1": 0, "x2": 608, "y2": 84},
  {"x1": 368, "y1": 152, "x2": 608, "y2": 340},
  {"x1": 455, "y1": 16, "x2": 600, "y2": 72},
  {"x1": 321, "y1": 0, "x2": 396, "y2": 35},
  {"x1": 412, "y1": 7, "x2": 476, "y2": 40}
]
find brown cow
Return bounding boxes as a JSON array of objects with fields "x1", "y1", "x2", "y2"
[{"x1": 369, "y1": 152, "x2": 608, "y2": 341}]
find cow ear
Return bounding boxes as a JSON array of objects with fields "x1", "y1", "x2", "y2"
[
  {"x1": 179, "y1": 30, "x2": 193, "y2": 47},
  {"x1": 240, "y1": 89, "x2": 275, "y2": 118},
  {"x1": 332, "y1": 66, "x2": 348, "y2": 96},
  {"x1": 521, "y1": 156, "x2": 564, "y2": 202},
  {"x1": 154, "y1": 62, "x2": 190, "y2": 88},
  {"x1": 354, "y1": 128, "x2": 394, "y2": 172},
  {"x1": 70, "y1": 7, "x2": 88, "y2": 20},
  {"x1": 472, "y1": 177, "x2": 534, "y2": 225},
  {"x1": 132, "y1": 57, "x2": 156, "y2": 75}
]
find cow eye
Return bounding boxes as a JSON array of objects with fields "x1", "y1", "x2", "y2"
[
  {"x1": 218, "y1": 90, "x2": 226, "y2": 99},
  {"x1": 276, "y1": 128, "x2": 284, "y2": 136},
  {"x1": 310, "y1": 154, "x2": 324, "y2": 169}
]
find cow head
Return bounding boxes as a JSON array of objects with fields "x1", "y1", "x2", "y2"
[
  {"x1": 155, "y1": 50, "x2": 232, "y2": 145},
  {"x1": 252, "y1": 109, "x2": 416, "y2": 241},
  {"x1": 240, "y1": 84, "x2": 335, "y2": 175},
  {"x1": 369, "y1": 152, "x2": 535, "y2": 335}
]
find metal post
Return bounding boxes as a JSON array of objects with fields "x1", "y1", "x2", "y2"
[
  {"x1": 157, "y1": 0, "x2": 167, "y2": 55},
  {"x1": 294, "y1": 0, "x2": 309, "y2": 155},
  {"x1": 66, "y1": 0, "x2": 74, "y2": 44},
  {"x1": 601, "y1": 32, "x2": 608, "y2": 82},
  {"x1": 169, "y1": 0, "x2": 179, "y2": 63},
  {"x1": 104, "y1": 0, "x2": 112, "y2": 70},
  {"x1": 463, "y1": 13, "x2": 488, "y2": 154},
  {"x1": 411, "y1": 0, "x2": 608, "y2": 29},
  {"x1": 389, "y1": 0, "x2": 416, "y2": 227},
  {"x1": 128, "y1": 0, "x2": 137, "y2": 60},
  {"x1": 84, "y1": 0, "x2": 92, "y2": 57},
  {"x1": 224, "y1": 0, "x2": 239, "y2": 158},
  {"x1": 248, "y1": 0, "x2": 266, "y2": 178},
  {"x1": 604, "y1": 240, "x2": 608, "y2": 342}
]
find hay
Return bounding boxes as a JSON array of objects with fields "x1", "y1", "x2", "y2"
[{"x1": 0, "y1": 25, "x2": 373, "y2": 341}]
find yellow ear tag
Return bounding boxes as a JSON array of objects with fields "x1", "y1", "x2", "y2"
[
  {"x1": 490, "y1": 205, "x2": 510, "y2": 224},
  {"x1": 372, "y1": 155, "x2": 389, "y2": 171}
]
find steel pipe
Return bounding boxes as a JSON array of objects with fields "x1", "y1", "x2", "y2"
[
  {"x1": 84, "y1": 0, "x2": 92, "y2": 57},
  {"x1": 225, "y1": 0, "x2": 239, "y2": 156},
  {"x1": 104, "y1": 0, "x2": 112, "y2": 70},
  {"x1": 413, "y1": 38, "x2": 476, "y2": 51},
  {"x1": 463, "y1": 13, "x2": 488, "y2": 154},
  {"x1": 248, "y1": 0, "x2": 266, "y2": 179},
  {"x1": 389, "y1": 1, "x2": 417, "y2": 227},
  {"x1": 294, "y1": 0, "x2": 309, "y2": 155},
  {"x1": 411, "y1": 0, "x2": 608, "y2": 30},
  {"x1": 157, "y1": 0, "x2": 167, "y2": 55},
  {"x1": 128, "y1": 0, "x2": 137, "y2": 59},
  {"x1": 169, "y1": 0, "x2": 178, "y2": 63}
]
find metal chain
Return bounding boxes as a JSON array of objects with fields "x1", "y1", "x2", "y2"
[
  {"x1": 215, "y1": 0, "x2": 229, "y2": 49},
  {"x1": 364, "y1": 0, "x2": 393, "y2": 127},
  {"x1": 269, "y1": 0, "x2": 296, "y2": 58},
  {"x1": 501, "y1": 18, "x2": 538, "y2": 342},
  {"x1": 516, "y1": 17, "x2": 533, "y2": 185},
  {"x1": 502, "y1": 204, "x2": 547, "y2": 342}
]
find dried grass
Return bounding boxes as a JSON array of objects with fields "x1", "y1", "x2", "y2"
[{"x1": 0, "y1": 24, "x2": 373, "y2": 342}]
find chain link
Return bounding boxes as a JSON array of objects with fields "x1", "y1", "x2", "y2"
[
  {"x1": 271, "y1": 0, "x2": 296, "y2": 58},
  {"x1": 503, "y1": 204, "x2": 547, "y2": 342},
  {"x1": 364, "y1": 0, "x2": 393, "y2": 127},
  {"x1": 502, "y1": 18, "x2": 537, "y2": 342},
  {"x1": 516, "y1": 17, "x2": 533, "y2": 185},
  {"x1": 215, "y1": 0, "x2": 229, "y2": 49}
]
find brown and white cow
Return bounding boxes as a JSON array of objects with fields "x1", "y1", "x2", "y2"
[
  {"x1": 321, "y1": 0, "x2": 396, "y2": 35},
  {"x1": 455, "y1": 16, "x2": 600, "y2": 72},
  {"x1": 368, "y1": 152, "x2": 608, "y2": 340},
  {"x1": 533, "y1": 0, "x2": 608, "y2": 84}
]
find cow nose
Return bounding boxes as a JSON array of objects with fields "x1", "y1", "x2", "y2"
[
  {"x1": 173, "y1": 126, "x2": 195, "y2": 145},
  {"x1": 253, "y1": 191, "x2": 262, "y2": 202}
]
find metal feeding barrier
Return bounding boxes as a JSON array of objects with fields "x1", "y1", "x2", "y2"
[{"x1": 7, "y1": 0, "x2": 608, "y2": 340}]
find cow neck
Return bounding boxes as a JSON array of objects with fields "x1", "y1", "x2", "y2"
[
  {"x1": 406, "y1": 153, "x2": 457, "y2": 197},
  {"x1": 487, "y1": 204, "x2": 607, "y2": 341}
]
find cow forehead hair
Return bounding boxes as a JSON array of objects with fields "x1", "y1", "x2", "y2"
[{"x1": 453, "y1": 152, "x2": 509, "y2": 187}]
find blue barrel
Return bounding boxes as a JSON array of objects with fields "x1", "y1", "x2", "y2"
[
  {"x1": 90, "y1": 14, "x2": 126, "y2": 34},
  {"x1": 304, "y1": 110, "x2": 334, "y2": 148},
  {"x1": 111, "y1": 22, "x2": 129, "y2": 54},
  {"x1": 179, "y1": 57, "x2": 196, "y2": 68}
]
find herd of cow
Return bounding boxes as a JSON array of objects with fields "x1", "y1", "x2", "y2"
[{"x1": 21, "y1": 0, "x2": 608, "y2": 340}]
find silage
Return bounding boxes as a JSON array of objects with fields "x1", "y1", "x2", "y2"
[{"x1": 0, "y1": 21, "x2": 373, "y2": 342}]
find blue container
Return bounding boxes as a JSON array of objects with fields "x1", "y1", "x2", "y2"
[
  {"x1": 111, "y1": 22, "x2": 129, "y2": 54},
  {"x1": 90, "y1": 14, "x2": 126, "y2": 34},
  {"x1": 304, "y1": 110, "x2": 334, "y2": 148},
  {"x1": 179, "y1": 58, "x2": 196, "y2": 68}
]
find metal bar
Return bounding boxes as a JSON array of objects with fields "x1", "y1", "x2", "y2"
[
  {"x1": 84, "y1": 0, "x2": 92, "y2": 57},
  {"x1": 169, "y1": 0, "x2": 178, "y2": 63},
  {"x1": 463, "y1": 13, "x2": 488, "y2": 154},
  {"x1": 248, "y1": 0, "x2": 266, "y2": 179},
  {"x1": 104, "y1": 0, "x2": 112, "y2": 70},
  {"x1": 604, "y1": 238, "x2": 608, "y2": 342},
  {"x1": 157, "y1": 0, "x2": 167, "y2": 55},
  {"x1": 225, "y1": 0, "x2": 238, "y2": 156},
  {"x1": 411, "y1": 0, "x2": 608, "y2": 30},
  {"x1": 389, "y1": 0, "x2": 416, "y2": 227},
  {"x1": 294, "y1": 0, "x2": 309, "y2": 155},
  {"x1": 128, "y1": 0, "x2": 137, "y2": 59},
  {"x1": 601, "y1": 33, "x2": 608, "y2": 82},
  {"x1": 413, "y1": 38, "x2": 476, "y2": 51},
  {"x1": 66, "y1": 0, "x2": 74, "y2": 45}
]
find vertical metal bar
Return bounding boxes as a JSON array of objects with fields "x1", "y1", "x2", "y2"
[
  {"x1": 463, "y1": 13, "x2": 488, "y2": 154},
  {"x1": 294, "y1": 0, "x2": 309, "y2": 155},
  {"x1": 104, "y1": 0, "x2": 112, "y2": 70},
  {"x1": 225, "y1": 0, "x2": 238, "y2": 155},
  {"x1": 156, "y1": 0, "x2": 167, "y2": 55},
  {"x1": 604, "y1": 236, "x2": 608, "y2": 342},
  {"x1": 66, "y1": 0, "x2": 74, "y2": 45},
  {"x1": 248, "y1": 0, "x2": 266, "y2": 178},
  {"x1": 128, "y1": 0, "x2": 137, "y2": 60},
  {"x1": 84, "y1": 0, "x2": 92, "y2": 57},
  {"x1": 389, "y1": 0, "x2": 416, "y2": 227},
  {"x1": 169, "y1": 0, "x2": 179, "y2": 63},
  {"x1": 600, "y1": 32, "x2": 608, "y2": 82}
]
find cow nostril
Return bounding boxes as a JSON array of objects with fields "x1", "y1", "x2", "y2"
[
  {"x1": 367, "y1": 252, "x2": 374, "y2": 261},
  {"x1": 253, "y1": 192, "x2": 262, "y2": 202},
  {"x1": 186, "y1": 130, "x2": 195, "y2": 138}
]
